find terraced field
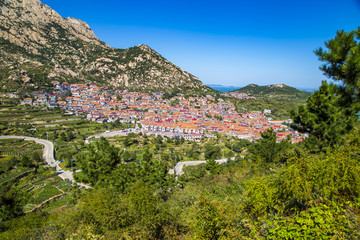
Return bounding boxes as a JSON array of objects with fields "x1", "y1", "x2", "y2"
[
  {"x1": 0, "y1": 138, "x2": 43, "y2": 157},
  {"x1": 0, "y1": 105, "x2": 83, "y2": 134},
  {"x1": 0, "y1": 103, "x2": 128, "y2": 171},
  {"x1": 0, "y1": 104, "x2": 124, "y2": 137},
  {"x1": 0, "y1": 138, "x2": 74, "y2": 213}
]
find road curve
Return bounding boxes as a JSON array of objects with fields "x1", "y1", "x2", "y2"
[
  {"x1": 87, "y1": 130, "x2": 237, "y2": 177},
  {"x1": 173, "y1": 158, "x2": 232, "y2": 175},
  {"x1": 0, "y1": 135, "x2": 90, "y2": 189}
]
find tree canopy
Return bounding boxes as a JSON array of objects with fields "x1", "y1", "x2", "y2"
[
  {"x1": 291, "y1": 28, "x2": 360, "y2": 149},
  {"x1": 291, "y1": 81, "x2": 357, "y2": 149},
  {"x1": 315, "y1": 28, "x2": 360, "y2": 101}
]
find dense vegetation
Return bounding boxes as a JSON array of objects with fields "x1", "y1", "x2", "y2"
[
  {"x1": 233, "y1": 84, "x2": 311, "y2": 99},
  {"x1": 234, "y1": 97, "x2": 305, "y2": 119},
  {"x1": 229, "y1": 84, "x2": 312, "y2": 119},
  {"x1": 1, "y1": 125, "x2": 360, "y2": 239},
  {"x1": 0, "y1": 29, "x2": 360, "y2": 239}
]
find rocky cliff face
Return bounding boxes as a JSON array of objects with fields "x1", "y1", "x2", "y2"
[{"x1": 0, "y1": 0, "x2": 207, "y2": 93}]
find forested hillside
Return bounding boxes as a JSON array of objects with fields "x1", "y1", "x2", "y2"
[
  {"x1": 233, "y1": 84, "x2": 311, "y2": 99},
  {"x1": 230, "y1": 84, "x2": 312, "y2": 119}
]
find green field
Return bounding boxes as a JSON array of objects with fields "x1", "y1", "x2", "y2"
[
  {"x1": 0, "y1": 138, "x2": 43, "y2": 157},
  {"x1": 0, "y1": 104, "x2": 130, "y2": 171},
  {"x1": 0, "y1": 138, "x2": 75, "y2": 215}
]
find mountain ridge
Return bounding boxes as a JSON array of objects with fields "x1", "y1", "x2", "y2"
[{"x1": 0, "y1": 0, "x2": 208, "y2": 93}]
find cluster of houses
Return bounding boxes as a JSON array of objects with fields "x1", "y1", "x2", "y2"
[
  {"x1": 20, "y1": 81, "x2": 305, "y2": 142},
  {"x1": 22, "y1": 93, "x2": 57, "y2": 107}
]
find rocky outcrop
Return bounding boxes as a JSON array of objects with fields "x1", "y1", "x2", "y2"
[
  {"x1": 0, "y1": 0, "x2": 208, "y2": 93},
  {"x1": 0, "y1": 0, "x2": 107, "y2": 52}
]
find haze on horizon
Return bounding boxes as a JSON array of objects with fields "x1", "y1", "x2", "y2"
[{"x1": 41, "y1": 0, "x2": 360, "y2": 89}]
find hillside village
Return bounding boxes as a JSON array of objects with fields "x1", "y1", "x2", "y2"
[{"x1": 20, "y1": 81, "x2": 305, "y2": 143}]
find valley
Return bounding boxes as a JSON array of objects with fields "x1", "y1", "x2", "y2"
[{"x1": 1, "y1": 0, "x2": 360, "y2": 238}]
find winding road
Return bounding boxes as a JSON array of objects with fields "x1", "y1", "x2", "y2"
[
  {"x1": 1, "y1": 133, "x2": 238, "y2": 187},
  {"x1": 0, "y1": 135, "x2": 90, "y2": 189},
  {"x1": 87, "y1": 129, "x2": 238, "y2": 176}
]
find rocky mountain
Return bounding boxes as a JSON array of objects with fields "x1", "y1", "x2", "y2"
[
  {"x1": 232, "y1": 84, "x2": 311, "y2": 99},
  {"x1": 0, "y1": 0, "x2": 208, "y2": 93}
]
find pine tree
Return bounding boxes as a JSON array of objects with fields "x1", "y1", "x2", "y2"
[
  {"x1": 206, "y1": 158, "x2": 220, "y2": 175},
  {"x1": 314, "y1": 28, "x2": 360, "y2": 101},
  {"x1": 291, "y1": 81, "x2": 357, "y2": 149},
  {"x1": 250, "y1": 128, "x2": 283, "y2": 163},
  {"x1": 291, "y1": 28, "x2": 360, "y2": 149}
]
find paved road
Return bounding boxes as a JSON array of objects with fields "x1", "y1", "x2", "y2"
[
  {"x1": 0, "y1": 135, "x2": 90, "y2": 189},
  {"x1": 87, "y1": 130, "x2": 237, "y2": 177},
  {"x1": 172, "y1": 158, "x2": 234, "y2": 175}
]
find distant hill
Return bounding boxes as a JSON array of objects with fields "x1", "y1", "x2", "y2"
[
  {"x1": 206, "y1": 84, "x2": 241, "y2": 93},
  {"x1": 0, "y1": 0, "x2": 209, "y2": 93},
  {"x1": 230, "y1": 84, "x2": 312, "y2": 119},
  {"x1": 297, "y1": 88, "x2": 317, "y2": 93},
  {"x1": 232, "y1": 84, "x2": 312, "y2": 99}
]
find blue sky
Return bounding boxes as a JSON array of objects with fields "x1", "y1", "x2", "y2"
[{"x1": 42, "y1": 0, "x2": 360, "y2": 89}]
